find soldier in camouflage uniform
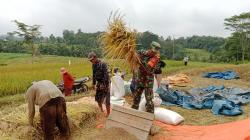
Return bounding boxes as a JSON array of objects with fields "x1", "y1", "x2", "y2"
[{"x1": 131, "y1": 41, "x2": 161, "y2": 113}]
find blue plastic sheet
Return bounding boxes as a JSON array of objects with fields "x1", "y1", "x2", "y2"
[
  {"x1": 157, "y1": 85, "x2": 250, "y2": 116},
  {"x1": 203, "y1": 70, "x2": 239, "y2": 80}
]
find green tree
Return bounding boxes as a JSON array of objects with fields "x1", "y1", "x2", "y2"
[
  {"x1": 224, "y1": 12, "x2": 250, "y2": 62},
  {"x1": 49, "y1": 34, "x2": 56, "y2": 43},
  {"x1": 178, "y1": 35, "x2": 225, "y2": 52},
  {"x1": 10, "y1": 20, "x2": 41, "y2": 61},
  {"x1": 137, "y1": 31, "x2": 159, "y2": 50},
  {"x1": 63, "y1": 30, "x2": 75, "y2": 44}
]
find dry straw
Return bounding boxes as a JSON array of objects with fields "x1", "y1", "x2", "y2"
[{"x1": 100, "y1": 11, "x2": 141, "y2": 71}]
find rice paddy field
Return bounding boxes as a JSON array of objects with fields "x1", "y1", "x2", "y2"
[
  {"x1": 0, "y1": 52, "x2": 219, "y2": 97},
  {"x1": 0, "y1": 53, "x2": 92, "y2": 97},
  {"x1": 1, "y1": 52, "x2": 249, "y2": 106}
]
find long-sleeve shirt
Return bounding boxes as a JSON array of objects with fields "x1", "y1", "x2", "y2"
[
  {"x1": 63, "y1": 72, "x2": 74, "y2": 89},
  {"x1": 138, "y1": 50, "x2": 160, "y2": 75},
  {"x1": 92, "y1": 61, "x2": 109, "y2": 86},
  {"x1": 137, "y1": 50, "x2": 160, "y2": 88},
  {"x1": 25, "y1": 80, "x2": 64, "y2": 126}
]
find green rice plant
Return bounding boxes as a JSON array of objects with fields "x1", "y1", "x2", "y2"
[
  {"x1": 0, "y1": 54, "x2": 92, "y2": 96},
  {"x1": 1, "y1": 53, "x2": 249, "y2": 97}
]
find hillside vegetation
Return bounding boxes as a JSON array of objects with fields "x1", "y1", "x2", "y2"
[{"x1": 185, "y1": 48, "x2": 211, "y2": 62}]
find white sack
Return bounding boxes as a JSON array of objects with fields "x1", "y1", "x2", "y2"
[
  {"x1": 139, "y1": 93, "x2": 162, "y2": 111},
  {"x1": 124, "y1": 81, "x2": 131, "y2": 94},
  {"x1": 153, "y1": 76, "x2": 158, "y2": 93},
  {"x1": 110, "y1": 74, "x2": 125, "y2": 99},
  {"x1": 110, "y1": 96, "x2": 125, "y2": 106},
  {"x1": 154, "y1": 107, "x2": 184, "y2": 125}
]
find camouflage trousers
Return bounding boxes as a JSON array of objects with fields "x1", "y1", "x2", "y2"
[{"x1": 131, "y1": 87, "x2": 154, "y2": 113}]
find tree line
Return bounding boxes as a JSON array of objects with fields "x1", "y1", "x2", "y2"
[
  {"x1": 0, "y1": 12, "x2": 249, "y2": 63},
  {"x1": 0, "y1": 30, "x2": 225, "y2": 61}
]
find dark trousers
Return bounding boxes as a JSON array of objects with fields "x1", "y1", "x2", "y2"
[
  {"x1": 39, "y1": 97, "x2": 70, "y2": 140},
  {"x1": 130, "y1": 80, "x2": 137, "y2": 96},
  {"x1": 64, "y1": 88, "x2": 72, "y2": 96},
  {"x1": 95, "y1": 82, "x2": 110, "y2": 105}
]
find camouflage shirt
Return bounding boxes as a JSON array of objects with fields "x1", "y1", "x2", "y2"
[
  {"x1": 138, "y1": 50, "x2": 159, "y2": 75},
  {"x1": 136, "y1": 50, "x2": 160, "y2": 88}
]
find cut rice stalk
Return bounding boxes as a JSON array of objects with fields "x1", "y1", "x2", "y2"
[{"x1": 100, "y1": 11, "x2": 141, "y2": 71}]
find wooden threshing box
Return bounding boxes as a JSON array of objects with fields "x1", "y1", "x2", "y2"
[{"x1": 105, "y1": 105, "x2": 154, "y2": 140}]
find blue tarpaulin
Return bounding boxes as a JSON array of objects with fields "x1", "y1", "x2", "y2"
[
  {"x1": 157, "y1": 85, "x2": 250, "y2": 116},
  {"x1": 203, "y1": 70, "x2": 239, "y2": 80}
]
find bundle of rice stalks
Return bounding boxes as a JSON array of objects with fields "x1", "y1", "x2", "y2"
[{"x1": 100, "y1": 11, "x2": 141, "y2": 71}]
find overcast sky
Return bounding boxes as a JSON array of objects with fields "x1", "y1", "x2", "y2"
[{"x1": 0, "y1": 0, "x2": 249, "y2": 38}]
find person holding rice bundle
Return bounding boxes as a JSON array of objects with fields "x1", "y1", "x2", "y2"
[
  {"x1": 100, "y1": 12, "x2": 161, "y2": 113},
  {"x1": 131, "y1": 41, "x2": 161, "y2": 113}
]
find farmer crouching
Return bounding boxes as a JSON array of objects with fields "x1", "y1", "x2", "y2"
[
  {"x1": 88, "y1": 52, "x2": 111, "y2": 117},
  {"x1": 26, "y1": 80, "x2": 70, "y2": 140},
  {"x1": 131, "y1": 41, "x2": 161, "y2": 113}
]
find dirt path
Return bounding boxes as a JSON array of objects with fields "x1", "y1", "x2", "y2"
[{"x1": 70, "y1": 97, "x2": 139, "y2": 140}]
